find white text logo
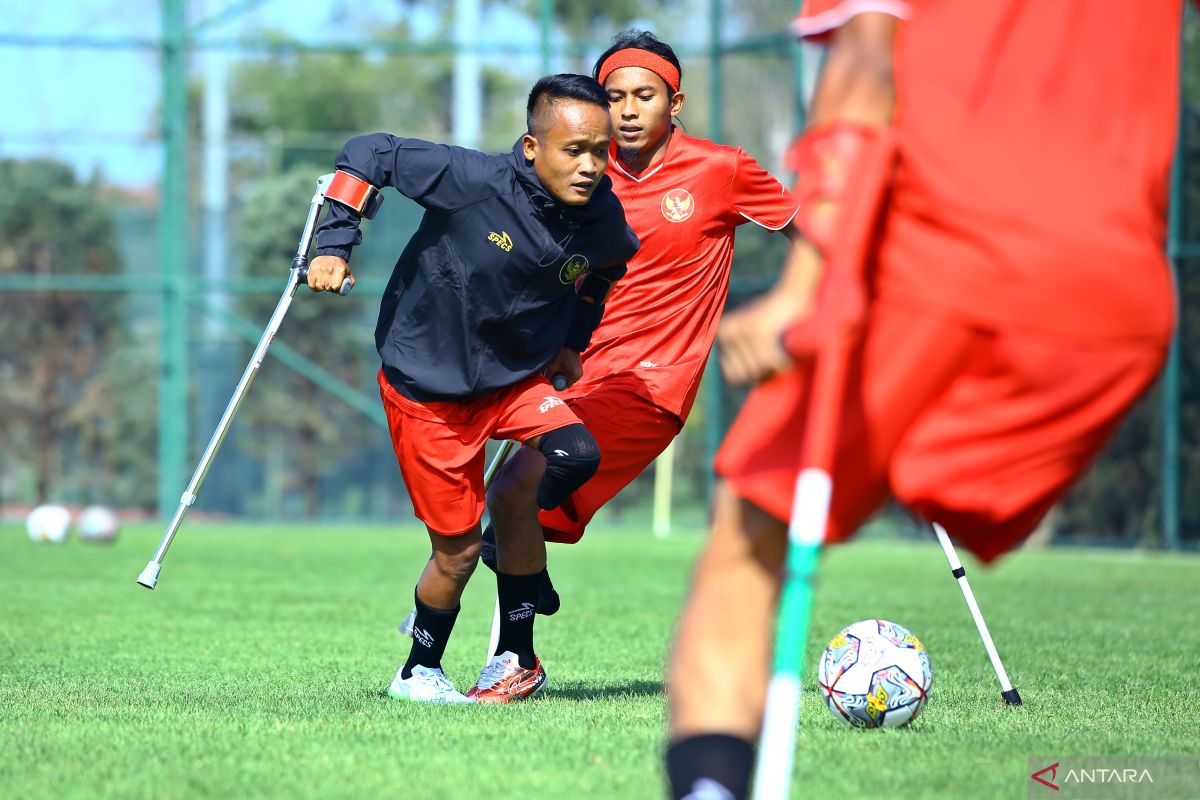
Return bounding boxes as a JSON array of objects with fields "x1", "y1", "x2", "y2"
[
  {"x1": 412, "y1": 627, "x2": 434, "y2": 648},
  {"x1": 507, "y1": 602, "x2": 536, "y2": 622}
]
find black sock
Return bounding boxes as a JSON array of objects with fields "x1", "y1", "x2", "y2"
[
  {"x1": 485, "y1": 523, "x2": 560, "y2": 616},
  {"x1": 401, "y1": 589, "x2": 460, "y2": 680},
  {"x1": 495, "y1": 570, "x2": 540, "y2": 669},
  {"x1": 537, "y1": 567, "x2": 560, "y2": 616},
  {"x1": 665, "y1": 734, "x2": 755, "y2": 800}
]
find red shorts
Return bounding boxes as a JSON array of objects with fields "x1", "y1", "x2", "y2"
[
  {"x1": 716, "y1": 299, "x2": 1168, "y2": 563},
  {"x1": 537, "y1": 376, "x2": 682, "y2": 543},
  {"x1": 378, "y1": 369, "x2": 582, "y2": 536}
]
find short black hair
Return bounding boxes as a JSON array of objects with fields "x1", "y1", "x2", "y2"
[
  {"x1": 526, "y1": 73, "x2": 611, "y2": 138},
  {"x1": 592, "y1": 30, "x2": 683, "y2": 97}
]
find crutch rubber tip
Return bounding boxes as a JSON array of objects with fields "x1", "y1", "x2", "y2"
[
  {"x1": 1002, "y1": 688, "x2": 1023, "y2": 706},
  {"x1": 136, "y1": 562, "x2": 161, "y2": 590}
]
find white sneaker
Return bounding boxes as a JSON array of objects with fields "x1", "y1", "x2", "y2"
[{"x1": 387, "y1": 665, "x2": 473, "y2": 703}]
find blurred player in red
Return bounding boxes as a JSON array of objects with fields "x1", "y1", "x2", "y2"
[
  {"x1": 665, "y1": 2, "x2": 1187, "y2": 797},
  {"x1": 480, "y1": 31, "x2": 800, "y2": 653}
]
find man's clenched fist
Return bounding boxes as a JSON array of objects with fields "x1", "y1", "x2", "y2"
[{"x1": 306, "y1": 254, "x2": 355, "y2": 293}]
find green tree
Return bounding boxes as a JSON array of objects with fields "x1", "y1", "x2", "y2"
[
  {"x1": 233, "y1": 168, "x2": 380, "y2": 517},
  {"x1": 223, "y1": 36, "x2": 457, "y2": 518},
  {"x1": 0, "y1": 159, "x2": 125, "y2": 504}
]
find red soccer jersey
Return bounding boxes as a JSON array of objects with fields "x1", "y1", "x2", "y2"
[
  {"x1": 793, "y1": 0, "x2": 1182, "y2": 343},
  {"x1": 579, "y1": 130, "x2": 798, "y2": 418}
]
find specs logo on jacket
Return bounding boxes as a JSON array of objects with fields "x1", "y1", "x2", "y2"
[{"x1": 488, "y1": 231, "x2": 513, "y2": 252}]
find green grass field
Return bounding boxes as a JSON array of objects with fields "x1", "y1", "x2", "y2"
[{"x1": 1, "y1": 522, "x2": 1197, "y2": 799}]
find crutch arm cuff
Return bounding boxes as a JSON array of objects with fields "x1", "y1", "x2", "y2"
[{"x1": 325, "y1": 170, "x2": 384, "y2": 218}]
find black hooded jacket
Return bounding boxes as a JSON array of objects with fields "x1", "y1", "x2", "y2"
[{"x1": 315, "y1": 134, "x2": 639, "y2": 401}]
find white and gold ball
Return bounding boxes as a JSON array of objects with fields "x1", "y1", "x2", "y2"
[
  {"x1": 26, "y1": 504, "x2": 72, "y2": 544},
  {"x1": 818, "y1": 618, "x2": 933, "y2": 728}
]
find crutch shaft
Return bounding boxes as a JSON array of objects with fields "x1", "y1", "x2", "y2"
[
  {"x1": 138, "y1": 178, "x2": 332, "y2": 589},
  {"x1": 931, "y1": 522, "x2": 1022, "y2": 704}
]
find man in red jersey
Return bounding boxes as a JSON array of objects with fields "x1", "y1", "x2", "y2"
[
  {"x1": 477, "y1": 30, "x2": 800, "y2": 657},
  {"x1": 665, "y1": 2, "x2": 1185, "y2": 797}
]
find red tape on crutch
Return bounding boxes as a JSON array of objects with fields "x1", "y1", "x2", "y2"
[
  {"x1": 325, "y1": 170, "x2": 379, "y2": 215},
  {"x1": 784, "y1": 122, "x2": 896, "y2": 259},
  {"x1": 783, "y1": 123, "x2": 896, "y2": 357}
]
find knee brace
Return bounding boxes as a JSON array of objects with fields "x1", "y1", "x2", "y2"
[{"x1": 535, "y1": 424, "x2": 600, "y2": 511}]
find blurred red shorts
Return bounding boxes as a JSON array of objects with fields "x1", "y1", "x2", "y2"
[{"x1": 715, "y1": 298, "x2": 1168, "y2": 562}]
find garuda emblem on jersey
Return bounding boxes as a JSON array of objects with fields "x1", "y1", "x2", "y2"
[
  {"x1": 660, "y1": 188, "x2": 695, "y2": 223},
  {"x1": 559, "y1": 254, "x2": 589, "y2": 284}
]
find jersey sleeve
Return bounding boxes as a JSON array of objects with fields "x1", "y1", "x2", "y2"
[
  {"x1": 725, "y1": 148, "x2": 799, "y2": 231},
  {"x1": 315, "y1": 133, "x2": 492, "y2": 259},
  {"x1": 791, "y1": 0, "x2": 912, "y2": 43}
]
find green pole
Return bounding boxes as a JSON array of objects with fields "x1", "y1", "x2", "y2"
[
  {"x1": 1162, "y1": 66, "x2": 1185, "y2": 552},
  {"x1": 704, "y1": 0, "x2": 724, "y2": 506},
  {"x1": 791, "y1": 0, "x2": 806, "y2": 131},
  {"x1": 708, "y1": 0, "x2": 723, "y2": 142},
  {"x1": 1162, "y1": 337, "x2": 1180, "y2": 550},
  {"x1": 539, "y1": 0, "x2": 552, "y2": 74},
  {"x1": 158, "y1": 0, "x2": 189, "y2": 517}
]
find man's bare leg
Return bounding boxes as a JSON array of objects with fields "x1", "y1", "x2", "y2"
[
  {"x1": 487, "y1": 446, "x2": 548, "y2": 576},
  {"x1": 666, "y1": 481, "x2": 788, "y2": 799},
  {"x1": 400, "y1": 524, "x2": 481, "y2": 680},
  {"x1": 415, "y1": 523, "x2": 483, "y2": 607}
]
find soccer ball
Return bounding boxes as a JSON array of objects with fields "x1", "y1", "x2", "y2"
[
  {"x1": 78, "y1": 505, "x2": 119, "y2": 543},
  {"x1": 26, "y1": 504, "x2": 71, "y2": 544},
  {"x1": 818, "y1": 619, "x2": 933, "y2": 728}
]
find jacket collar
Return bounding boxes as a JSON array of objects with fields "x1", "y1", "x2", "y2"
[{"x1": 509, "y1": 138, "x2": 608, "y2": 225}]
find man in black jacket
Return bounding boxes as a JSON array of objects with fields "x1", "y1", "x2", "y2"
[{"x1": 307, "y1": 74, "x2": 639, "y2": 703}]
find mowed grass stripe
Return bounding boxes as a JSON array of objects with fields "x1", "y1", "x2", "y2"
[{"x1": 1, "y1": 523, "x2": 1197, "y2": 799}]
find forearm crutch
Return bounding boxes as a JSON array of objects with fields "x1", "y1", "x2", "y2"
[
  {"x1": 930, "y1": 521, "x2": 1022, "y2": 705},
  {"x1": 752, "y1": 334, "x2": 853, "y2": 800},
  {"x1": 137, "y1": 171, "x2": 363, "y2": 590},
  {"x1": 752, "y1": 125, "x2": 895, "y2": 800}
]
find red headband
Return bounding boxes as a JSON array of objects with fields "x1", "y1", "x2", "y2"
[{"x1": 597, "y1": 49, "x2": 681, "y2": 94}]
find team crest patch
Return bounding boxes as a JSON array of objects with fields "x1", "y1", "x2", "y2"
[
  {"x1": 660, "y1": 188, "x2": 695, "y2": 222},
  {"x1": 559, "y1": 254, "x2": 589, "y2": 284}
]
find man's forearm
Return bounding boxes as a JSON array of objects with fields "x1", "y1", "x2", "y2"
[
  {"x1": 315, "y1": 201, "x2": 362, "y2": 260},
  {"x1": 564, "y1": 266, "x2": 626, "y2": 352},
  {"x1": 809, "y1": 12, "x2": 898, "y2": 128},
  {"x1": 778, "y1": 12, "x2": 898, "y2": 297}
]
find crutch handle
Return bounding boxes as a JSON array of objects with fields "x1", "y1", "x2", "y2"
[{"x1": 296, "y1": 265, "x2": 353, "y2": 296}]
